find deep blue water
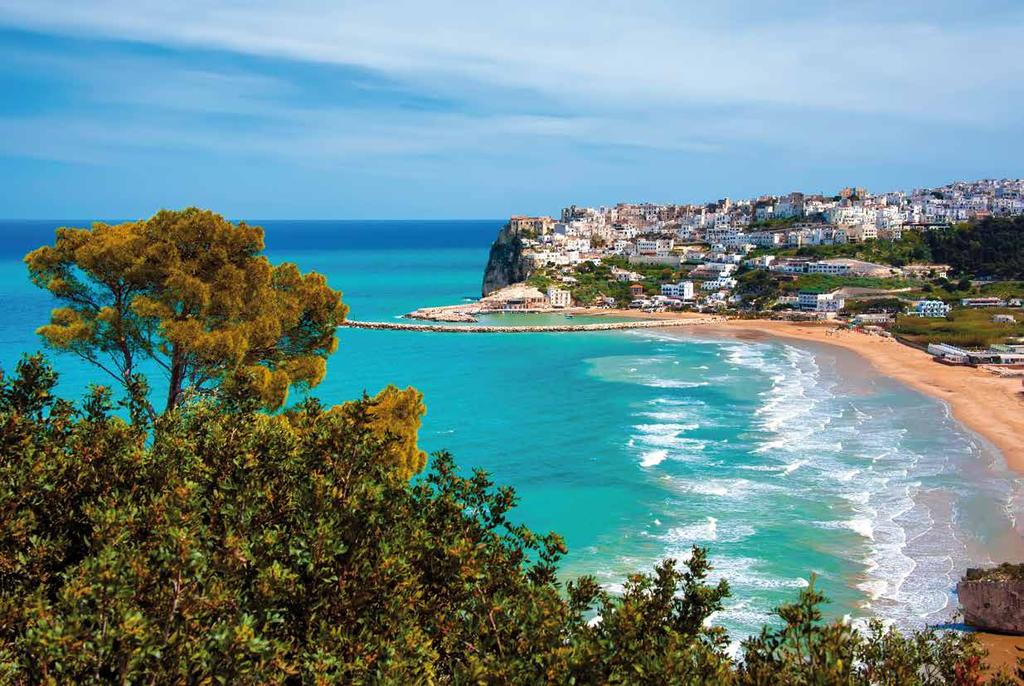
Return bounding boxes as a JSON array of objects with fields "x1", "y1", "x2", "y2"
[{"x1": 2, "y1": 219, "x2": 1022, "y2": 640}]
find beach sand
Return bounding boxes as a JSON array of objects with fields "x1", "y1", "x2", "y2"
[
  {"x1": 701, "y1": 320, "x2": 1024, "y2": 474},
  {"x1": 591, "y1": 310, "x2": 1023, "y2": 474},
  {"x1": 979, "y1": 632, "x2": 1024, "y2": 677}
]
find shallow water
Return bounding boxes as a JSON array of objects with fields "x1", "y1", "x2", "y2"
[{"x1": 2, "y1": 219, "x2": 1020, "y2": 638}]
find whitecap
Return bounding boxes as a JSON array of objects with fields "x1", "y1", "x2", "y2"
[{"x1": 640, "y1": 450, "x2": 668, "y2": 467}]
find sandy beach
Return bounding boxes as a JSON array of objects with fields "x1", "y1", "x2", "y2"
[
  {"x1": 702, "y1": 320, "x2": 1024, "y2": 474},
  {"x1": 698, "y1": 318, "x2": 1024, "y2": 666},
  {"x1": 586, "y1": 309, "x2": 1023, "y2": 475}
]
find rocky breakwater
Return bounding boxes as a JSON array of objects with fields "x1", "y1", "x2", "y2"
[
  {"x1": 958, "y1": 564, "x2": 1024, "y2": 634},
  {"x1": 404, "y1": 304, "x2": 481, "y2": 322},
  {"x1": 482, "y1": 223, "x2": 533, "y2": 296},
  {"x1": 343, "y1": 317, "x2": 723, "y2": 334}
]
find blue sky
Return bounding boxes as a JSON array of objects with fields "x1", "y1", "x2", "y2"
[{"x1": 0, "y1": 0, "x2": 1021, "y2": 219}]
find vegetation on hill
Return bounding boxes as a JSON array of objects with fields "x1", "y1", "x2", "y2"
[
  {"x1": 786, "y1": 274, "x2": 914, "y2": 293},
  {"x1": 926, "y1": 216, "x2": 1024, "y2": 279},
  {"x1": 734, "y1": 269, "x2": 783, "y2": 309},
  {"x1": 528, "y1": 257, "x2": 692, "y2": 306},
  {"x1": 766, "y1": 232, "x2": 933, "y2": 267},
  {"x1": 894, "y1": 307, "x2": 1024, "y2": 348},
  {"x1": 965, "y1": 564, "x2": 1024, "y2": 583},
  {"x1": 746, "y1": 216, "x2": 804, "y2": 229}
]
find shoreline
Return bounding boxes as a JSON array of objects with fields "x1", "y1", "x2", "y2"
[
  {"x1": 695, "y1": 319, "x2": 1024, "y2": 475},
  {"x1": 568, "y1": 307, "x2": 1023, "y2": 475},
  {"x1": 663, "y1": 316, "x2": 1024, "y2": 666}
]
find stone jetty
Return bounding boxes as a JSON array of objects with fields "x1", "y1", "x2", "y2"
[{"x1": 342, "y1": 317, "x2": 722, "y2": 334}]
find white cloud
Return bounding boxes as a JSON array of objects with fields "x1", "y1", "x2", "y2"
[{"x1": 1, "y1": 0, "x2": 1022, "y2": 124}]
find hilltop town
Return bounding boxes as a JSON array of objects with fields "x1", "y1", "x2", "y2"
[{"x1": 409, "y1": 178, "x2": 1024, "y2": 367}]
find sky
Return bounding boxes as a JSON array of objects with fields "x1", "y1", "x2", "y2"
[{"x1": 0, "y1": 0, "x2": 1021, "y2": 219}]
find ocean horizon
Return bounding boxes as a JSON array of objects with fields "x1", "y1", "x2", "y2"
[{"x1": 2, "y1": 218, "x2": 1021, "y2": 640}]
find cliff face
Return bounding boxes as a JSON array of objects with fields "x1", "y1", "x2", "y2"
[
  {"x1": 481, "y1": 224, "x2": 532, "y2": 296},
  {"x1": 958, "y1": 568, "x2": 1024, "y2": 634}
]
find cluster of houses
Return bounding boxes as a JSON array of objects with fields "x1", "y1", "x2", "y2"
[
  {"x1": 553, "y1": 178, "x2": 1023, "y2": 240},
  {"x1": 504, "y1": 178, "x2": 1020, "y2": 313}
]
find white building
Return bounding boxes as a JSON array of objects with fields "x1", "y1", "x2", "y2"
[
  {"x1": 636, "y1": 237, "x2": 674, "y2": 254},
  {"x1": 706, "y1": 225, "x2": 744, "y2": 244},
  {"x1": 845, "y1": 224, "x2": 878, "y2": 242},
  {"x1": 744, "y1": 255, "x2": 776, "y2": 269},
  {"x1": 702, "y1": 277, "x2": 738, "y2": 291},
  {"x1": 798, "y1": 290, "x2": 845, "y2": 312},
  {"x1": 660, "y1": 281, "x2": 694, "y2": 300},
  {"x1": 914, "y1": 300, "x2": 951, "y2": 318},
  {"x1": 806, "y1": 261, "x2": 851, "y2": 276},
  {"x1": 747, "y1": 230, "x2": 784, "y2": 248},
  {"x1": 546, "y1": 287, "x2": 572, "y2": 308}
]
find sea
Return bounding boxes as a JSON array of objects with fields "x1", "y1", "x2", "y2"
[{"x1": 2, "y1": 218, "x2": 1022, "y2": 640}]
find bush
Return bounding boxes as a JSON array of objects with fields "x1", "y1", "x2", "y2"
[{"x1": 1, "y1": 356, "x2": 1020, "y2": 684}]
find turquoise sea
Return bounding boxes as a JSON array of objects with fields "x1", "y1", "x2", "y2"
[{"x1": 2, "y1": 219, "x2": 1022, "y2": 640}]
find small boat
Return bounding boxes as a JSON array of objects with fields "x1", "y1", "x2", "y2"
[{"x1": 565, "y1": 314, "x2": 575, "y2": 319}]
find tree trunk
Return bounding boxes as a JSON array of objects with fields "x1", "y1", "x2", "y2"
[{"x1": 165, "y1": 349, "x2": 184, "y2": 414}]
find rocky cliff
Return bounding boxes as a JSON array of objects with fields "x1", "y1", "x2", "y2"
[
  {"x1": 481, "y1": 224, "x2": 532, "y2": 296},
  {"x1": 958, "y1": 565, "x2": 1024, "y2": 634}
]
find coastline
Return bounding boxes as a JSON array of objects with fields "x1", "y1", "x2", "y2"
[
  {"x1": 701, "y1": 319, "x2": 1024, "y2": 475},
  {"x1": 669, "y1": 315, "x2": 1024, "y2": 666},
  {"x1": 577, "y1": 308, "x2": 1023, "y2": 475}
]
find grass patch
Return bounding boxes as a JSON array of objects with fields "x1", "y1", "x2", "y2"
[
  {"x1": 893, "y1": 307, "x2": 1024, "y2": 347},
  {"x1": 785, "y1": 274, "x2": 914, "y2": 292}
]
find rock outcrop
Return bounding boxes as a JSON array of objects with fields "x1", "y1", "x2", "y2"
[
  {"x1": 482, "y1": 224, "x2": 532, "y2": 296},
  {"x1": 958, "y1": 565, "x2": 1024, "y2": 634}
]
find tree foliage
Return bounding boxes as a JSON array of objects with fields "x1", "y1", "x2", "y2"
[
  {"x1": 1, "y1": 356, "x2": 1020, "y2": 684},
  {"x1": 926, "y1": 216, "x2": 1024, "y2": 279},
  {"x1": 25, "y1": 208, "x2": 348, "y2": 415}
]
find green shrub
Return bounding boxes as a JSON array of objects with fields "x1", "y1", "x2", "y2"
[{"x1": 1, "y1": 355, "x2": 1020, "y2": 684}]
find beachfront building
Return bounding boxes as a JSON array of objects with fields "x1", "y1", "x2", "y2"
[
  {"x1": 961, "y1": 297, "x2": 1007, "y2": 308},
  {"x1": 481, "y1": 284, "x2": 548, "y2": 311},
  {"x1": 797, "y1": 290, "x2": 845, "y2": 312},
  {"x1": 913, "y1": 300, "x2": 952, "y2": 318},
  {"x1": 629, "y1": 283, "x2": 645, "y2": 298},
  {"x1": 546, "y1": 287, "x2": 572, "y2": 309},
  {"x1": 853, "y1": 313, "x2": 895, "y2": 326},
  {"x1": 928, "y1": 343, "x2": 970, "y2": 364},
  {"x1": 928, "y1": 343, "x2": 1024, "y2": 366},
  {"x1": 660, "y1": 281, "x2": 694, "y2": 300}
]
